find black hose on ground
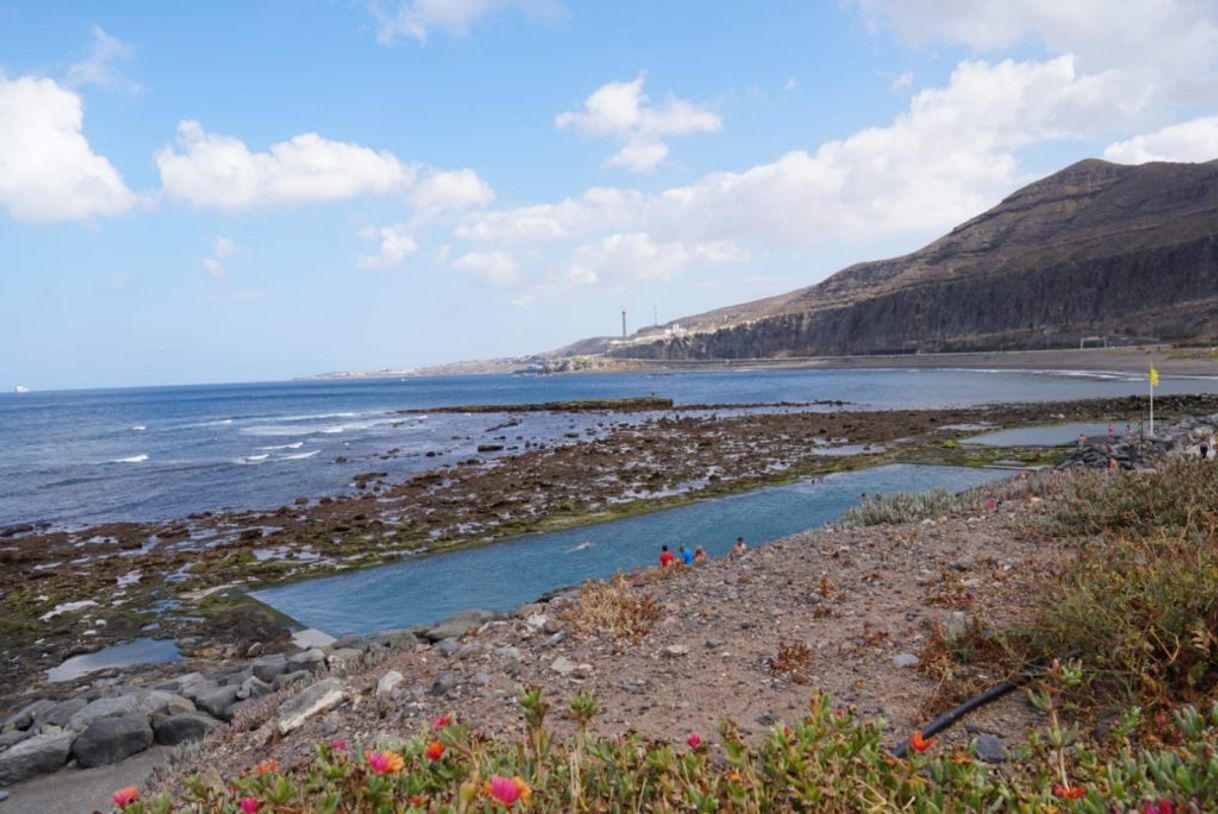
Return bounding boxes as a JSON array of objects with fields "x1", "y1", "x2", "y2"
[{"x1": 890, "y1": 649, "x2": 1083, "y2": 759}]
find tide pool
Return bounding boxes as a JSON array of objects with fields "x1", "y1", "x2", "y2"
[{"x1": 252, "y1": 464, "x2": 1008, "y2": 636}]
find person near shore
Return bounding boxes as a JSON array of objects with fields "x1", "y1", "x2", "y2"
[
  {"x1": 730, "y1": 537, "x2": 748, "y2": 558},
  {"x1": 693, "y1": 546, "x2": 707, "y2": 564},
  {"x1": 659, "y1": 545, "x2": 675, "y2": 567},
  {"x1": 679, "y1": 545, "x2": 694, "y2": 566},
  {"x1": 1201, "y1": 441, "x2": 1210, "y2": 461}
]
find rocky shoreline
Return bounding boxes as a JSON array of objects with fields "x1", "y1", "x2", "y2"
[
  {"x1": 3, "y1": 396, "x2": 1213, "y2": 710},
  {"x1": 2, "y1": 404, "x2": 1217, "y2": 809}
]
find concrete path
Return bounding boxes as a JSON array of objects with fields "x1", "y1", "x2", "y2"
[{"x1": 1, "y1": 747, "x2": 172, "y2": 814}]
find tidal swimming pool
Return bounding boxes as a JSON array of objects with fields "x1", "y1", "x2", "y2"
[{"x1": 252, "y1": 464, "x2": 1009, "y2": 636}]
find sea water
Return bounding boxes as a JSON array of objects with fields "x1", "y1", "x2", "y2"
[{"x1": 3, "y1": 367, "x2": 1210, "y2": 528}]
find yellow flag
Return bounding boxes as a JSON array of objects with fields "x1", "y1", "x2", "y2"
[{"x1": 1149, "y1": 365, "x2": 1160, "y2": 388}]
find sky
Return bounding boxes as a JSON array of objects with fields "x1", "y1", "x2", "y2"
[{"x1": 3, "y1": 1, "x2": 1218, "y2": 389}]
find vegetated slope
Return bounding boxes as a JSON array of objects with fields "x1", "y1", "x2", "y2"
[{"x1": 607, "y1": 158, "x2": 1218, "y2": 360}]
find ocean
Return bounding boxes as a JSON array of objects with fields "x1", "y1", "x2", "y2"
[{"x1": 3, "y1": 367, "x2": 1211, "y2": 529}]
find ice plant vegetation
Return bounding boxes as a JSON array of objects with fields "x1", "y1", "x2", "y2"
[
  {"x1": 110, "y1": 687, "x2": 1218, "y2": 812},
  {"x1": 111, "y1": 786, "x2": 139, "y2": 808}
]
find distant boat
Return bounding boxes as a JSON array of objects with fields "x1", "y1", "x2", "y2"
[{"x1": 13, "y1": 385, "x2": 29, "y2": 394}]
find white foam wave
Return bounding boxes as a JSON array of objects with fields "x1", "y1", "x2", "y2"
[
  {"x1": 258, "y1": 441, "x2": 304, "y2": 450},
  {"x1": 113, "y1": 454, "x2": 149, "y2": 463},
  {"x1": 131, "y1": 425, "x2": 146, "y2": 431},
  {"x1": 233, "y1": 454, "x2": 271, "y2": 465},
  {"x1": 280, "y1": 449, "x2": 320, "y2": 460},
  {"x1": 321, "y1": 427, "x2": 344, "y2": 434}
]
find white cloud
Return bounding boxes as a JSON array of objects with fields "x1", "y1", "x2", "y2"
[
  {"x1": 410, "y1": 168, "x2": 495, "y2": 215},
  {"x1": 358, "y1": 224, "x2": 419, "y2": 269},
  {"x1": 201, "y1": 257, "x2": 227, "y2": 279},
  {"x1": 889, "y1": 70, "x2": 914, "y2": 91},
  {"x1": 453, "y1": 249, "x2": 522, "y2": 286},
  {"x1": 855, "y1": 0, "x2": 1218, "y2": 105},
  {"x1": 784, "y1": 77, "x2": 799, "y2": 92},
  {"x1": 367, "y1": 0, "x2": 563, "y2": 44},
  {"x1": 213, "y1": 236, "x2": 240, "y2": 258},
  {"x1": 157, "y1": 121, "x2": 415, "y2": 209},
  {"x1": 1104, "y1": 116, "x2": 1218, "y2": 164},
  {"x1": 65, "y1": 26, "x2": 142, "y2": 95},
  {"x1": 455, "y1": 186, "x2": 645, "y2": 242},
  {"x1": 565, "y1": 233, "x2": 746, "y2": 286},
  {"x1": 0, "y1": 75, "x2": 136, "y2": 222},
  {"x1": 556, "y1": 74, "x2": 722, "y2": 172}
]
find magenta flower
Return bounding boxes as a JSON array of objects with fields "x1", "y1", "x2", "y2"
[
  {"x1": 238, "y1": 798, "x2": 261, "y2": 813},
  {"x1": 686, "y1": 733, "x2": 702, "y2": 748}
]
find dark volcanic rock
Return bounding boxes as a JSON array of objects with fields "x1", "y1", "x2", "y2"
[
  {"x1": 0, "y1": 731, "x2": 73, "y2": 784},
  {"x1": 608, "y1": 160, "x2": 1218, "y2": 360},
  {"x1": 72, "y1": 713, "x2": 153, "y2": 767},
  {"x1": 153, "y1": 712, "x2": 219, "y2": 746}
]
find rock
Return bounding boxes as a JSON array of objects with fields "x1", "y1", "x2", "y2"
[
  {"x1": 376, "y1": 671, "x2": 404, "y2": 698},
  {"x1": 72, "y1": 713, "x2": 153, "y2": 768},
  {"x1": 544, "y1": 631, "x2": 568, "y2": 647},
  {"x1": 662, "y1": 645, "x2": 690, "y2": 658},
  {"x1": 154, "y1": 672, "x2": 206, "y2": 693},
  {"x1": 2, "y1": 699, "x2": 54, "y2": 732},
  {"x1": 276, "y1": 679, "x2": 349, "y2": 736},
  {"x1": 705, "y1": 639, "x2": 725, "y2": 649},
  {"x1": 326, "y1": 648, "x2": 363, "y2": 669},
  {"x1": 291, "y1": 629, "x2": 337, "y2": 649},
  {"x1": 194, "y1": 686, "x2": 240, "y2": 720},
  {"x1": 35, "y1": 697, "x2": 87, "y2": 730},
  {"x1": 368, "y1": 629, "x2": 419, "y2": 650},
  {"x1": 153, "y1": 713, "x2": 219, "y2": 746},
  {"x1": 424, "y1": 610, "x2": 498, "y2": 642},
  {"x1": 0, "y1": 731, "x2": 74, "y2": 785},
  {"x1": 472, "y1": 672, "x2": 490, "y2": 686},
  {"x1": 136, "y1": 690, "x2": 195, "y2": 718},
  {"x1": 550, "y1": 656, "x2": 576, "y2": 676},
  {"x1": 251, "y1": 654, "x2": 289, "y2": 682},
  {"x1": 238, "y1": 676, "x2": 273, "y2": 701},
  {"x1": 0, "y1": 730, "x2": 33, "y2": 753},
  {"x1": 179, "y1": 677, "x2": 221, "y2": 704},
  {"x1": 524, "y1": 614, "x2": 548, "y2": 631},
  {"x1": 68, "y1": 695, "x2": 140, "y2": 733},
  {"x1": 332, "y1": 634, "x2": 368, "y2": 650},
  {"x1": 892, "y1": 653, "x2": 920, "y2": 669},
  {"x1": 973, "y1": 734, "x2": 1008, "y2": 764},
  {"x1": 272, "y1": 670, "x2": 310, "y2": 691},
  {"x1": 429, "y1": 672, "x2": 461, "y2": 696},
  {"x1": 937, "y1": 611, "x2": 971, "y2": 641},
  {"x1": 433, "y1": 638, "x2": 461, "y2": 658},
  {"x1": 496, "y1": 645, "x2": 521, "y2": 662},
  {"x1": 286, "y1": 648, "x2": 327, "y2": 673},
  {"x1": 245, "y1": 641, "x2": 265, "y2": 658},
  {"x1": 542, "y1": 617, "x2": 563, "y2": 634}
]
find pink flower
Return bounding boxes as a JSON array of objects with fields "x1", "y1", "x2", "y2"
[
  {"x1": 1143, "y1": 803, "x2": 1175, "y2": 814},
  {"x1": 432, "y1": 713, "x2": 453, "y2": 730},
  {"x1": 486, "y1": 775, "x2": 530, "y2": 806},
  {"x1": 329, "y1": 739, "x2": 347, "y2": 751},
  {"x1": 366, "y1": 750, "x2": 404, "y2": 774},
  {"x1": 686, "y1": 733, "x2": 702, "y2": 749},
  {"x1": 425, "y1": 739, "x2": 445, "y2": 761},
  {"x1": 111, "y1": 787, "x2": 139, "y2": 808},
  {"x1": 238, "y1": 798, "x2": 261, "y2": 813}
]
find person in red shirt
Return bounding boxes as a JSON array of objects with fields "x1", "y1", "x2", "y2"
[{"x1": 659, "y1": 545, "x2": 675, "y2": 567}]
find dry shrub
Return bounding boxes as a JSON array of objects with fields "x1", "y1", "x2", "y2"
[
  {"x1": 770, "y1": 640, "x2": 813, "y2": 684},
  {"x1": 563, "y1": 573, "x2": 662, "y2": 641},
  {"x1": 914, "y1": 623, "x2": 1020, "y2": 719},
  {"x1": 925, "y1": 568, "x2": 975, "y2": 610}
]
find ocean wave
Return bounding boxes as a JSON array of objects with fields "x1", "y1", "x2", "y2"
[
  {"x1": 113, "y1": 454, "x2": 149, "y2": 464},
  {"x1": 131, "y1": 425, "x2": 147, "y2": 431},
  {"x1": 235, "y1": 453, "x2": 271, "y2": 465},
  {"x1": 258, "y1": 441, "x2": 304, "y2": 450},
  {"x1": 280, "y1": 449, "x2": 319, "y2": 460}
]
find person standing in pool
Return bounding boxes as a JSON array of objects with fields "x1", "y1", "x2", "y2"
[
  {"x1": 679, "y1": 545, "x2": 694, "y2": 566},
  {"x1": 693, "y1": 546, "x2": 708, "y2": 564},
  {"x1": 730, "y1": 537, "x2": 748, "y2": 558},
  {"x1": 659, "y1": 545, "x2": 675, "y2": 567}
]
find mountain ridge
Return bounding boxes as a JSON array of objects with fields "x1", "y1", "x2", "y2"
[{"x1": 581, "y1": 158, "x2": 1218, "y2": 360}]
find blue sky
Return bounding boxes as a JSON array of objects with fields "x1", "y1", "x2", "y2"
[{"x1": 3, "y1": 1, "x2": 1217, "y2": 389}]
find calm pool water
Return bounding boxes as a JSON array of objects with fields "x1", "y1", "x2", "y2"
[
  {"x1": 46, "y1": 638, "x2": 182, "y2": 682},
  {"x1": 253, "y1": 464, "x2": 1008, "y2": 636},
  {"x1": 963, "y1": 421, "x2": 1141, "y2": 447}
]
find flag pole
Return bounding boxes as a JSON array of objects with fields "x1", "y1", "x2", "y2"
[{"x1": 1149, "y1": 366, "x2": 1156, "y2": 437}]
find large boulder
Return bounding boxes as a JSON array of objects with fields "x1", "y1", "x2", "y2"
[
  {"x1": 67, "y1": 695, "x2": 140, "y2": 733},
  {"x1": 275, "y1": 679, "x2": 348, "y2": 736},
  {"x1": 0, "y1": 730, "x2": 33, "y2": 753},
  {"x1": 0, "y1": 731, "x2": 74, "y2": 784},
  {"x1": 193, "y1": 686, "x2": 240, "y2": 720},
  {"x1": 153, "y1": 713, "x2": 219, "y2": 746},
  {"x1": 2, "y1": 699, "x2": 54, "y2": 732},
  {"x1": 36, "y1": 697, "x2": 88, "y2": 730},
  {"x1": 251, "y1": 654, "x2": 289, "y2": 683},
  {"x1": 72, "y1": 713, "x2": 153, "y2": 767},
  {"x1": 423, "y1": 610, "x2": 498, "y2": 642},
  {"x1": 137, "y1": 690, "x2": 195, "y2": 718},
  {"x1": 286, "y1": 649, "x2": 326, "y2": 673}
]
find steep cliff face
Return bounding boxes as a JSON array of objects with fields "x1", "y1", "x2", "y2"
[{"x1": 608, "y1": 159, "x2": 1218, "y2": 360}]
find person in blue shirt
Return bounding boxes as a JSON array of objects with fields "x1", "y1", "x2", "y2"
[{"x1": 679, "y1": 545, "x2": 694, "y2": 566}]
